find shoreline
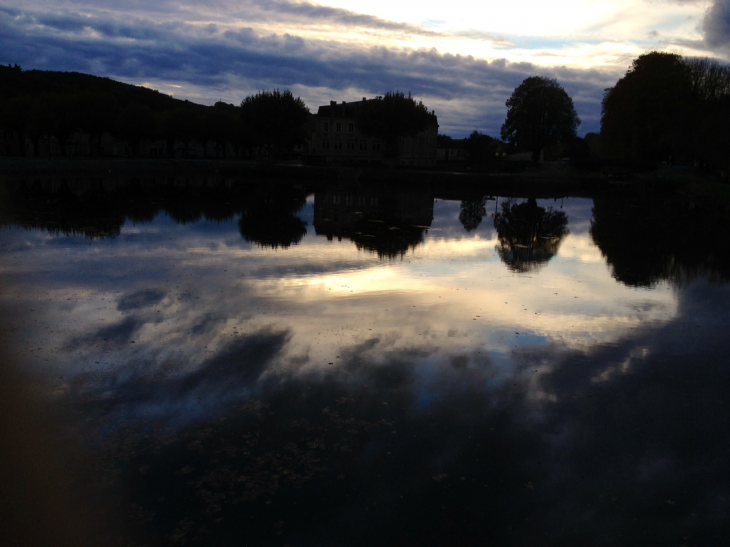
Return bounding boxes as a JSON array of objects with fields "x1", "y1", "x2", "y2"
[{"x1": 0, "y1": 156, "x2": 726, "y2": 200}]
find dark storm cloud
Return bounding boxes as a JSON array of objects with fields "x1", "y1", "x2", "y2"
[
  {"x1": 0, "y1": 5, "x2": 612, "y2": 135},
  {"x1": 703, "y1": 0, "x2": 730, "y2": 49}
]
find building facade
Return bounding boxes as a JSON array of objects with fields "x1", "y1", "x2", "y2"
[{"x1": 311, "y1": 99, "x2": 438, "y2": 167}]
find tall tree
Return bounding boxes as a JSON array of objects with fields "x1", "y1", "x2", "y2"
[
  {"x1": 500, "y1": 77, "x2": 580, "y2": 162},
  {"x1": 239, "y1": 90, "x2": 309, "y2": 160},
  {"x1": 600, "y1": 52, "x2": 694, "y2": 161},
  {"x1": 355, "y1": 91, "x2": 436, "y2": 158}
]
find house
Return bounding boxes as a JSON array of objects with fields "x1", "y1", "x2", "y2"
[
  {"x1": 308, "y1": 99, "x2": 438, "y2": 167},
  {"x1": 313, "y1": 186, "x2": 434, "y2": 258}
]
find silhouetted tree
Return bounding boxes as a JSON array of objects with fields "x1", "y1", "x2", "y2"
[
  {"x1": 119, "y1": 104, "x2": 158, "y2": 157},
  {"x1": 493, "y1": 198, "x2": 568, "y2": 272},
  {"x1": 464, "y1": 131, "x2": 499, "y2": 164},
  {"x1": 238, "y1": 188, "x2": 308, "y2": 249},
  {"x1": 600, "y1": 52, "x2": 694, "y2": 162},
  {"x1": 239, "y1": 90, "x2": 309, "y2": 160},
  {"x1": 459, "y1": 197, "x2": 488, "y2": 232},
  {"x1": 584, "y1": 132, "x2": 601, "y2": 158},
  {"x1": 0, "y1": 97, "x2": 32, "y2": 156},
  {"x1": 590, "y1": 195, "x2": 730, "y2": 287},
  {"x1": 160, "y1": 108, "x2": 202, "y2": 158},
  {"x1": 685, "y1": 57, "x2": 730, "y2": 100},
  {"x1": 351, "y1": 221, "x2": 427, "y2": 259},
  {"x1": 501, "y1": 77, "x2": 580, "y2": 162},
  {"x1": 202, "y1": 103, "x2": 238, "y2": 159},
  {"x1": 78, "y1": 94, "x2": 119, "y2": 156},
  {"x1": 49, "y1": 95, "x2": 85, "y2": 156},
  {"x1": 355, "y1": 91, "x2": 436, "y2": 159}
]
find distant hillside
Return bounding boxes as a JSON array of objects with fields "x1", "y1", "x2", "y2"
[
  {"x1": 0, "y1": 65, "x2": 252, "y2": 159},
  {"x1": 0, "y1": 64, "x2": 201, "y2": 112}
]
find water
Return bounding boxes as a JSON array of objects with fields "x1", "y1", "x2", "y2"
[{"x1": 1, "y1": 177, "x2": 728, "y2": 545}]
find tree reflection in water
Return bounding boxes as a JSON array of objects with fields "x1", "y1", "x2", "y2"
[
  {"x1": 458, "y1": 197, "x2": 487, "y2": 232},
  {"x1": 493, "y1": 197, "x2": 569, "y2": 273},
  {"x1": 238, "y1": 187, "x2": 308, "y2": 250},
  {"x1": 590, "y1": 195, "x2": 730, "y2": 287}
]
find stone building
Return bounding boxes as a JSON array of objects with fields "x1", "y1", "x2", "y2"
[{"x1": 310, "y1": 99, "x2": 438, "y2": 167}]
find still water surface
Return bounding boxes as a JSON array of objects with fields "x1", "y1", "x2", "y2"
[{"x1": 0, "y1": 179, "x2": 728, "y2": 545}]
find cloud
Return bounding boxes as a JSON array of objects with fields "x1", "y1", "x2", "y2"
[
  {"x1": 0, "y1": 4, "x2": 614, "y2": 136},
  {"x1": 703, "y1": 0, "x2": 730, "y2": 49},
  {"x1": 66, "y1": 327, "x2": 291, "y2": 428},
  {"x1": 64, "y1": 316, "x2": 144, "y2": 349},
  {"x1": 56, "y1": 276, "x2": 730, "y2": 544},
  {"x1": 117, "y1": 288, "x2": 166, "y2": 311}
]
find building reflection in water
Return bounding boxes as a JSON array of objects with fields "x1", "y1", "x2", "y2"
[{"x1": 313, "y1": 185, "x2": 434, "y2": 259}]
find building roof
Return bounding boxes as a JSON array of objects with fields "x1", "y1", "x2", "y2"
[{"x1": 316, "y1": 99, "x2": 370, "y2": 118}]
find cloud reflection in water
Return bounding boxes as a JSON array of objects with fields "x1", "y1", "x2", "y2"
[{"x1": 1, "y1": 180, "x2": 728, "y2": 545}]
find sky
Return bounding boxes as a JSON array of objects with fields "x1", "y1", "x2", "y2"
[
  {"x1": 2, "y1": 0, "x2": 729, "y2": 136},
  {"x1": 0, "y1": 195, "x2": 679, "y2": 430}
]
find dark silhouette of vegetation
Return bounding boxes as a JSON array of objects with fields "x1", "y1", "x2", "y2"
[
  {"x1": 590, "y1": 195, "x2": 730, "y2": 287},
  {"x1": 600, "y1": 52, "x2": 730, "y2": 172},
  {"x1": 0, "y1": 179, "x2": 308, "y2": 247},
  {"x1": 459, "y1": 197, "x2": 488, "y2": 232},
  {"x1": 351, "y1": 221, "x2": 427, "y2": 259},
  {"x1": 237, "y1": 186, "x2": 308, "y2": 249},
  {"x1": 239, "y1": 90, "x2": 310, "y2": 160},
  {"x1": 464, "y1": 131, "x2": 502, "y2": 164},
  {"x1": 493, "y1": 198, "x2": 568, "y2": 272},
  {"x1": 501, "y1": 77, "x2": 580, "y2": 162},
  {"x1": 356, "y1": 92, "x2": 436, "y2": 158},
  {"x1": 0, "y1": 65, "x2": 244, "y2": 158},
  {"x1": 118, "y1": 104, "x2": 157, "y2": 157},
  {"x1": 600, "y1": 52, "x2": 692, "y2": 162}
]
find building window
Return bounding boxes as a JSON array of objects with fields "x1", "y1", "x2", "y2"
[
  {"x1": 322, "y1": 141, "x2": 330, "y2": 150},
  {"x1": 323, "y1": 122, "x2": 329, "y2": 132},
  {"x1": 336, "y1": 122, "x2": 341, "y2": 132},
  {"x1": 348, "y1": 123, "x2": 354, "y2": 133}
]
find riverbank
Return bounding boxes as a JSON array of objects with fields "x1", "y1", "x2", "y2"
[{"x1": 0, "y1": 156, "x2": 726, "y2": 201}]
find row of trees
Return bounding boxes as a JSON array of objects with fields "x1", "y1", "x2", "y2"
[
  {"x1": 3, "y1": 52, "x2": 728, "y2": 170},
  {"x1": 0, "y1": 67, "x2": 439, "y2": 161},
  {"x1": 486, "y1": 52, "x2": 728, "y2": 174},
  {"x1": 0, "y1": 66, "x2": 313, "y2": 159},
  {"x1": 600, "y1": 52, "x2": 730, "y2": 170}
]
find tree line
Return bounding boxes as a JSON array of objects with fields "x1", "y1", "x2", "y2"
[
  {"x1": 449, "y1": 52, "x2": 728, "y2": 175},
  {"x1": 0, "y1": 65, "x2": 311, "y2": 159},
  {"x1": 599, "y1": 52, "x2": 730, "y2": 171},
  {"x1": 2, "y1": 51, "x2": 729, "y2": 174}
]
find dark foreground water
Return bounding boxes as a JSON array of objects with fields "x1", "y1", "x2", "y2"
[{"x1": 1, "y1": 178, "x2": 729, "y2": 546}]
